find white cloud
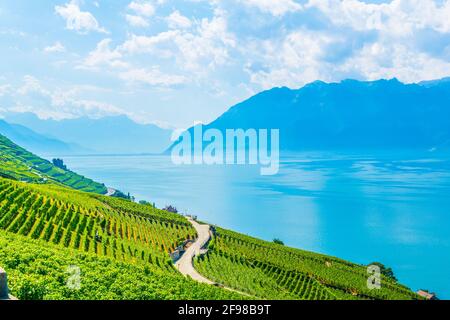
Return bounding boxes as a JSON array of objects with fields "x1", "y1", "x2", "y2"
[
  {"x1": 5, "y1": 75, "x2": 124, "y2": 120},
  {"x1": 341, "y1": 42, "x2": 450, "y2": 83},
  {"x1": 0, "y1": 84, "x2": 12, "y2": 97},
  {"x1": 119, "y1": 67, "x2": 186, "y2": 87},
  {"x1": 120, "y1": 9, "x2": 236, "y2": 73},
  {"x1": 240, "y1": 0, "x2": 302, "y2": 16},
  {"x1": 0, "y1": 75, "x2": 125, "y2": 119},
  {"x1": 119, "y1": 30, "x2": 179, "y2": 55},
  {"x1": 80, "y1": 39, "x2": 128, "y2": 70},
  {"x1": 128, "y1": 1, "x2": 155, "y2": 17},
  {"x1": 126, "y1": 14, "x2": 150, "y2": 27},
  {"x1": 44, "y1": 42, "x2": 66, "y2": 53},
  {"x1": 167, "y1": 11, "x2": 192, "y2": 29},
  {"x1": 55, "y1": 0, "x2": 107, "y2": 34},
  {"x1": 306, "y1": 0, "x2": 450, "y2": 34}
]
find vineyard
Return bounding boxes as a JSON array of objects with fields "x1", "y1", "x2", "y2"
[
  {"x1": 0, "y1": 178, "x2": 196, "y2": 267},
  {"x1": 195, "y1": 228, "x2": 419, "y2": 300},
  {"x1": 0, "y1": 132, "x2": 421, "y2": 300},
  {"x1": 0, "y1": 134, "x2": 106, "y2": 194},
  {"x1": 0, "y1": 230, "x2": 242, "y2": 300},
  {"x1": 0, "y1": 177, "x2": 246, "y2": 299}
]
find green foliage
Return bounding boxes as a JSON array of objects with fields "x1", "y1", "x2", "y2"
[
  {"x1": 273, "y1": 238, "x2": 284, "y2": 245},
  {"x1": 195, "y1": 228, "x2": 418, "y2": 300},
  {"x1": 369, "y1": 262, "x2": 398, "y2": 282},
  {"x1": 0, "y1": 230, "x2": 243, "y2": 300},
  {"x1": 0, "y1": 134, "x2": 107, "y2": 194},
  {"x1": 0, "y1": 172, "x2": 418, "y2": 301}
]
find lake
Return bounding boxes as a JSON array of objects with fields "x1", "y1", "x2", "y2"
[{"x1": 59, "y1": 151, "x2": 450, "y2": 299}]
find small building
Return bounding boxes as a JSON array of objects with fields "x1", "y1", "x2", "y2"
[{"x1": 417, "y1": 290, "x2": 439, "y2": 300}]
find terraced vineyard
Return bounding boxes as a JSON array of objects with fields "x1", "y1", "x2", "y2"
[
  {"x1": 0, "y1": 177, "x2": 246, "y2": 299},
  {"x1": 0, "y1": 178, "x2": 196, "y2": 266},
  {"x1": 0, "y1": 134, "x2": 106, "y2": 194},
  {"x1": 195, "y1": 228, "x2": 419, "y2": 300},
  {"x1": 0, "y1": 230, "x2": 242, "y2": 300}
]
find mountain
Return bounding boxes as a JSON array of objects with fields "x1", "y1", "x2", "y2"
[
  {"x1": 419, "y1": 77, "x2": 450, "y2": 88},
  {"x1": 0, "y1": 133, "x2": 106, "y2": 194},
  {"x1": 4, "y1": 113, "x2": 173, "y2": 154},
  {"x1": 0, "y1": 119, "x2": 88, "y2": 156},
  {"x1": 170, "y1": 78, "x2": 450, "y2": 152}
]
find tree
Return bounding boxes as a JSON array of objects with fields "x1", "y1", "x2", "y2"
[
  {"x1": 273, "y1": 238, "x2": 284, "y2": 245},
  {"x1": 369, "y1": 262, "x2": 397, "y2": 282},
  {"x1": 163, "y1": 205, "x2": 178, "y2": 214},
  {"x1": 52, "y1": 158, "x2": 67, "y2": 171}
]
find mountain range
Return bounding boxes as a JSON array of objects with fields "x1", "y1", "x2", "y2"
[
  {"x1": 0, "y1": 119, "x2": 87, "y2": 156},
  {"x1": 3, "y1": 78, "x2": 450, "y2": 156},
  {"x1": 170, "y1": 78, "x2": 450, "y2": 152},
  {"x1": 3, "y1": 113, "x2": 173, "y2": 155}
]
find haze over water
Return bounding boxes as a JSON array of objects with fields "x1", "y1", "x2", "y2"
[{"x1": 61, "y1": 151, "x2": 450, "y2": 299}]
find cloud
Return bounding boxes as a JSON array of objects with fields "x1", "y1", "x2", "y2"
[
  {"x1": 55, "y1": 0, "x2": 108, "y2": 34},
  {"x1": 2, "y1": 75, "x2": 124, "y2": 120},
  {"x1": 120, "y1": 9, "x2": 236, "y2": 73},
  {"x1": 119, "y1": 67, "x2": 187, "y2": 87},
  {"x1": 126, "y1": 14, "x2": 150, "y2": 27},
  {"x1": 306, "y1": 0, "x2": 450, "y2": 34},
  {"x1": 80, "y1": 39, "x2": 128, "y2": 70},
  {"x1": 240, "y1": 0, "x2": 302, "y2": 16},
  {"x1": 0, "y1": 84, "x2": 12, "y2": 97},
  {"x1": 340, "y1": 41, "x2": 450, "y2": 82},
  {"x1": 128, "y1": 1, "x2": 155, "y2": 17},
  {"x1": 44, "y1": 42, "x2": 66, "y2": 53},
  {"x1": 167, "y1": 11, "x2": 192, "y2": 29}
]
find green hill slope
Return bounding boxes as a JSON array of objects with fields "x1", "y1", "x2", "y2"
[
  {"x1": 0, "y1": 178, "x2": 242, "y2": 300},
  {"x1": 0, "y1": 177, "x2": 418, "y2": 300},
  {"x1": 0, "y1": 134, "x2": 106, "y2": 194},
  {"x1": 0, "y1": 136, "x2": 419, "y2": 300},
  {"x1": 195, "y1": 228, "x2": 418, "y2": 300}
]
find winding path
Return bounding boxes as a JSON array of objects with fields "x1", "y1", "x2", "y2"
[
  {"x1": 174, "y1": 218, "x2": 214, "y2": 284},
  {"x1": 174, "y1": 218, "x2": 255, "y2": 298}
]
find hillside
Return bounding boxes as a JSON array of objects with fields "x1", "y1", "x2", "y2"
[
  {"x1": 0, "y1": 119, "x2": 88, "y2": 156},
  {"x1": 195, "y1": 228, "x2": 418, "y2": 300},
  {"x1": 4, "y1": 113, "x2": 173, "y2": 155},
  {"x1": 0, "y1": 137, "x2": 420, "y2": 300},
  {"x1": 0, "y1": 179, "x2": 241, "y2": 300},
  {"x1": 170, "y1": 79, "x2": 450, "y2": 152},
  {"x1": 0, "y1": 176, "x2": 418, "y2": 300},
  {"x1": 0, "y1": 134, "x2": 106, "y2": 194}
]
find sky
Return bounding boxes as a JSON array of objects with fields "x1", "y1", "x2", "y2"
[{"x1": 1, "y1": 0, "x2": 450, "y2": 129}]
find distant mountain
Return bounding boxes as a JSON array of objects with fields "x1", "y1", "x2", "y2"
[
  {"x1": 0, "y1": 119, "x2": 88, "y2": 156},
  {"x1": 418, "y1": 77, "x2": 450, "y2": 88},
  {"x1": 4, "y1": 113, "x2": 173, "y2": 154},
  {"x1": 170, "y1": 78, "x2": 450, "y2": 152}
]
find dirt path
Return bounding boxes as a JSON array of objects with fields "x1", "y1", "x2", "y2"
[
  {"x1": 174, "y1": 218, "x2": 215, "y2": 284},
  {"x1": 174, "y1": 218, "x2": 256, "y2": 298}
]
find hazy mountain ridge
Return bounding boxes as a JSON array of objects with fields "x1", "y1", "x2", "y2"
[
  {"x1": 0, "y1": 119, "x2": 88, "y2": 156},
  {"x1": 3, "y1": 113, "x2": 173, "y2": 155},
  {"x1": 170, "y1": 78, "x2": 450, "y2": 152}
]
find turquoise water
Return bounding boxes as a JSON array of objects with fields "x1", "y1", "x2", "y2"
[{"x1": 61, "y1": 151, "x2": 450, "y2": 299}]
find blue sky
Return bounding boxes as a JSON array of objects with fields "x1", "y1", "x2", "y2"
[{"x1": 1, "y1": 0, "x2": 450, "y2": 129}]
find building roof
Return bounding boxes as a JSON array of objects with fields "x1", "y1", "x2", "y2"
[{"x1": 417, "y1": 290, "x2": 437, "y2": 300}]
